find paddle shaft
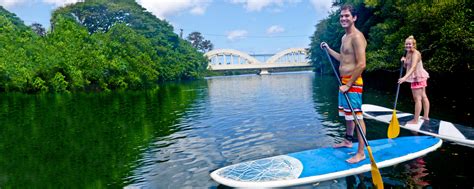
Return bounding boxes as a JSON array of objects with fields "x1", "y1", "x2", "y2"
[
  {"x1": 393, "y1": 50, "x2": 408, "y2": 109},
  {"x1": 323, "y1": 48, "x2": 369, "y2": 146}
]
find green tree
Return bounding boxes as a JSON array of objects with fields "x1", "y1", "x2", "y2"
[
  {"x1": 30, "y1": 23, "x2": 46, "y2": 36},
  {"x1": 0, "y1": 14, "x2": 37, "y2": 92},
  {"x1": 186, "y1": 31, "x2": 214, "y2": 52},
  {"x1": 100, "y1": 23, "x2": 159, "y2": 89},
  {"x1": 53, "y1": 0, "x2": 207, "y2": 82},
  {"x1": 0, "y1": 6, "x2": 30, "y2": 31}
]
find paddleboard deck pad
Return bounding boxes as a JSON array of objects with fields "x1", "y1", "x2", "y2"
[
  {"x1": 210, "y1": 136, "x2": 441, "y2": 188},
  {"x1": 362, "y1": 104, "x2": 474, "y2": 147}
]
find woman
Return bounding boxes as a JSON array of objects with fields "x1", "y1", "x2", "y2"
[{"x1": 398, "y1": 35, "x2": 430, "y2": 124}]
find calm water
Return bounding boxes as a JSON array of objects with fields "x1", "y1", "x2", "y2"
[{"x1": 0, "y1": 71, "x2": 472, "y2": 188}]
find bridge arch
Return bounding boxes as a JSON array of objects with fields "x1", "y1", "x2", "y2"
[
  {"x1": 266, "y1": 48, "x2": 308, "y2": 64},
  {"x1": 204, "y1": 49, "x2": 261, "y2": 69}
]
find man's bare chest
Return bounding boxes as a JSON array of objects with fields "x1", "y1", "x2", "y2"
[{"x1": 340, "y1": 42, "x2": 354, "y2": 55}]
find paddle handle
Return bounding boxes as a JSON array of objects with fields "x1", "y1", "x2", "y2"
[
  {"x1": 393, "y1": 50, "x2": 408, "y2": 109},
  {"x1": 322, "y1": 48, "x2": 370, "y2": 147}
]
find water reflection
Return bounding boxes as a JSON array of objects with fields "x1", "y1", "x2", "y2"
[{"x1": 0, "y1": 83, "x2": 201, "y2": 188}]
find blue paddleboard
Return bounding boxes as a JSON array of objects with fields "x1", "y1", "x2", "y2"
[
  {"x1": 210, "y1": 136, "x2": 442, "y2": 188},
  {"x1": 363, "y1": 104, "x2": 474, "y2": 147}
]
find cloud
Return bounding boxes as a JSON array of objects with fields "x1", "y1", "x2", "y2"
[
  {"x1": 266, "y1": 25, "x2": 284, "y2": 34},
  {"x1": 309, "y1": 0, "x2": 334, "y2": 14},
  {"x1": 190, "y1": 6, "x2": 206, "y2": 15},
  {"x1": 42, "y1": 0, "x2": 83, "y2": 7},
  {"x1": 0, "y1": 0, "x2": 82, "y2": 8},
  {"x1": 0, "y1": 0, "x2": 29, "y2": 8},
  {"x1": 137, "y1": 0, "x2": 211, "y2": 19},
  {"x1": 229, "y1": 0, "x2": 301, "y2": 12},
  {"x1": 227, "y1": 30, "x2": 248, "y2": 41}
]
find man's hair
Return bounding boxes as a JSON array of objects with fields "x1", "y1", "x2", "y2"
[{"x1": 341, "y1": 4, "x2": 357, "y2": 17}]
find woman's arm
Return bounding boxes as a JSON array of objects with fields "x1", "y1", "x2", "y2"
[{"x1": 398, "y1": 51, "x2": 421, "y2": 83}]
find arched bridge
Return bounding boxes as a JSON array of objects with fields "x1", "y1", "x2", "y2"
[{"x1": 204, "y1": 48, "x2": 311, "y2": 74}]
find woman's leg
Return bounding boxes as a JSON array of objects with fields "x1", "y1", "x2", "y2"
[
  {"x1": 409, "y1": 88, "x2": 423, "y2": 124},
  {"x1": 421, "y1": 87, "x2": 430, "y2": 120}
]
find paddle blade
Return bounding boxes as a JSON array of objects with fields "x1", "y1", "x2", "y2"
[
  {"x1": 367, "y1": 146, "x2": 384, "y2": 189},
  {"x1": 388, "y1": 110, "x2": 400, "y2": 138}
]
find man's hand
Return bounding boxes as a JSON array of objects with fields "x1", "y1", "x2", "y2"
[
  {"x1": 320, "y1": 42, "x2": 329, "y2": 49},
  {"x1": 339, "y1": 85, "x2": 350, "y2": 93}
]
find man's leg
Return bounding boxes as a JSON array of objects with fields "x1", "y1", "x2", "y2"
[
  {"x1": 333, "y1": 119, "x2": 356, "y2": 148},
  {"x1": 346, "y1": 119, "x2": 366, "y2": 163}
]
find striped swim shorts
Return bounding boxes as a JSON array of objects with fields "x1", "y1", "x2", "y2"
[{"x1": 338, "y1": 76, "x2": 363, "y2": 121}]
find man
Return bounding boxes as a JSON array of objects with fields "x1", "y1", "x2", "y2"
[{"x1": 320, "y1": 4, "x2": 367, "y2": 163}]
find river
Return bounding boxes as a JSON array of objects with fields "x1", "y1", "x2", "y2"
[{"x1": 0, "y1": 71, "x2": 472, "y2": 188}]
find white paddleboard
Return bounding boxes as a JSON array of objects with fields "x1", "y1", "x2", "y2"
[
  {"x1": 210, "y1": 136, "x2": 442, "y2": 188},
  {"x1": 362, "y1": 104, "x2": 474, "y2": 147}
]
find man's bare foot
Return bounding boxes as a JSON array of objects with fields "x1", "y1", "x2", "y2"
[
  {"x1": 333, "y1": 140, "x2": 352, "y2": 148},
  {"x1": 346, "y1": 153, "x2": 366, "y2": 164},
  {"x1": 422, "y1": 117, "x2": 430, "y2": 121},
  {"x1": 406, "y1": 119, "x2": 419, "y2": 124}
]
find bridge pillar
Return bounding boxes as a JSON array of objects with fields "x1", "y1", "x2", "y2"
[{"x1": 259, "y1": 69, "x2": 270, "y2": 75}]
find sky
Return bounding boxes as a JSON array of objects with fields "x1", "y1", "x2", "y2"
[{"x1": 1, "y1": 0, "x2": 336, "y2": 54}]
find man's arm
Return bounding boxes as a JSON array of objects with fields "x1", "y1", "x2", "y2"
[
  {"x1": 327, "y1": 47, "x2": 342, "y2": 62},
  {"x1": 321, "y1": 42, "x2": 341, "y2": 61}
]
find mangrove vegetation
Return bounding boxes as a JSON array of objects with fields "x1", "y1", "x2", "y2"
[{"x1": 0, "y1": 0, "x2": 207, "y2": 93}]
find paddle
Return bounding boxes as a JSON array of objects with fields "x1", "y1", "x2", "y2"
[
  {"x1": 322, "y1": 48, "x2": 384, "y2": 189},
  {"x1": 388, "y1": 50, "x2": 408, "y2": 139}
]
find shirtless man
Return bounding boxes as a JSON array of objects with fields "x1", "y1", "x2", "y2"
[{"x1": 320, "y1": 4, "x2": 367, "y2": 163}]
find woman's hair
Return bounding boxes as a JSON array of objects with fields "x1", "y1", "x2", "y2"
[{"x1": 406, "y1": 35, "x2": 417, "y2": 48}]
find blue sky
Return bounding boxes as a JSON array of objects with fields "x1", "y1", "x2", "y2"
[{"x1": 1, "y1": 0, "x2": 335, "y2": 54}]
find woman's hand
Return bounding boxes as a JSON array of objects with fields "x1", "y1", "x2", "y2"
[
  {"x1": 401, "y1": 57, "x2": 407, "y2": 68},
  {"x1": 398, "y1": 77, "x2": 407, "y2": 84}
]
